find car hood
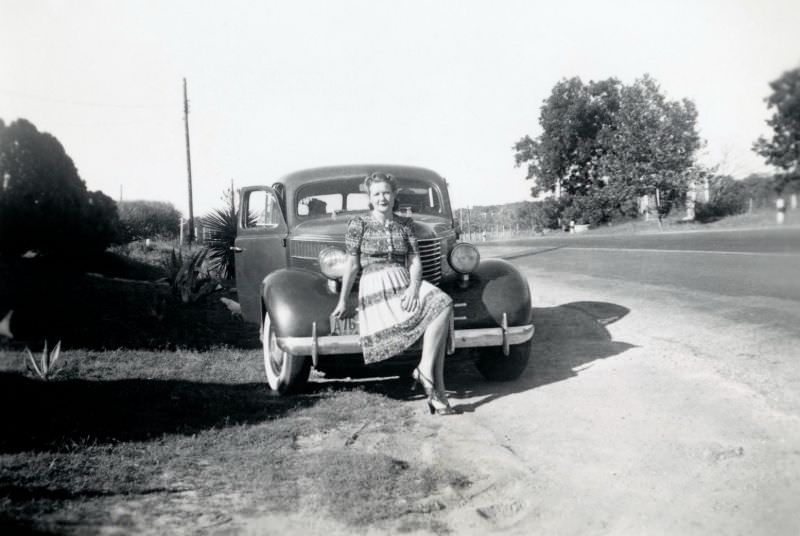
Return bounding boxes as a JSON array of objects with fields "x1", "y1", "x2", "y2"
[{"x1": 291, "y1": 213, "x2": 452, "y2": 241}]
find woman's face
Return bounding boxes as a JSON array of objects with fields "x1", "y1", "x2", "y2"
[{"x1": 369, "y1": 181, "x2": 395, "y2": 215}]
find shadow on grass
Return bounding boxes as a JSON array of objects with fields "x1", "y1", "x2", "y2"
[
  {"x1": 0, "y1": 374, "x2": 316, "y2": 454},
  {"x1": 312, "y1": 301, "x2": 635, "y2": 411}
]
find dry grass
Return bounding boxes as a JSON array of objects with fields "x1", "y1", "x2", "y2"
[
  {"x1": 0, "y1": 347, "x2": 468, "y2": 534},
  {"x1": 0, "y1": 245, "x2": 467, "y2": 533}
]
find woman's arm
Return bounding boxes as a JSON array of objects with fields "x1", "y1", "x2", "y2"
[
  {"x1": 401, "y1": 251, "x2": 422, "y2": 312},
  {"x1": 332, "y1": 255, "x2": 360, "y2": 319}
]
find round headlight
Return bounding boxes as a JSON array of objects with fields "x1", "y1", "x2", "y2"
[
  {"x1": 448, "y1": 243, "x2": 480, "y2": 274},
  {"x1": 319, "y1": 246, "x2": 349, "y2": 279}
]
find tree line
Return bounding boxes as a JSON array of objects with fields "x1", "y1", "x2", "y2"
[
  {"x1": 2, "y1": 66, "x2": 798, "y2": 260},
  {"x1": 511, "y1": 68, "x2": 800, "y2": 228}
]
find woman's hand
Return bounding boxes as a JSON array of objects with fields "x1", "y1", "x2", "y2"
[
  {"x1": 331, "y1": 300, "x2": 348, "y2": 320},
  {"x1": 400, "y1": 284, "x2": 420, "y2": 312}
]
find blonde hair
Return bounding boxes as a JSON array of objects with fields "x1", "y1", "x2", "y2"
[{"x1": 364, "y1": 172, "x2": 399, "y2": 211}]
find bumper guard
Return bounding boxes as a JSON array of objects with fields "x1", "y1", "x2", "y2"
[{"x1": 277, "y1": 312, "x2": 535, "y2": 367}]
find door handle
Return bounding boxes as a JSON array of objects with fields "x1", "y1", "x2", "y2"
[{"x1": 230, "y1": 246, "x2": 243, "y2": 253}]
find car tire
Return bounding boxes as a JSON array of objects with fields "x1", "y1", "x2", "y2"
[
  {"x1": 263, "y1": 312, "x2": 311, "y2": 394},
  {"x1": 475, "y1": 340, "x2": 532, "y2": 382}
]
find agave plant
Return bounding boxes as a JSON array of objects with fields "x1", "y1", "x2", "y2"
[
  {"x1": 162, "y1": 248, "x2": 218, "y2": 303},
  {"x1": 26, "y1": 340, "x2": 63, "y2": 380},
  {"x1": 202, "y1": 205, "x2": 239, "y2": 280},
  {"x1": 202, "y1": 204, "x2": 256, "y2": 280}
]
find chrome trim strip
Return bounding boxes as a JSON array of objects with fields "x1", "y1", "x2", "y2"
[
  {"x1": 277, "y1": 324, "x2": 534, "y2": 356},
  {"x1": 291, "y1": 236, "x2": 347, "y2": 243}
]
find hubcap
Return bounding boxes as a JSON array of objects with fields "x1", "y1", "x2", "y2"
[{"x1": 269, "y1": 330, "x2": 285, "y2": 373}]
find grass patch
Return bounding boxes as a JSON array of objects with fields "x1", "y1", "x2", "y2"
[
  {"x1": 519, "y1": 207, "x2": 799, "y2": 238},
  {"x1": 0, "y1": 349, "x2": 467, "y2": 533}
]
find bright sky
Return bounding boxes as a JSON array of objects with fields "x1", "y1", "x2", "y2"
[{"x1": 1, "y1": 0, "x2": 798, "y2": 216}]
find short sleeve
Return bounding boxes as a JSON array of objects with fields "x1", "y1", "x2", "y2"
[
  {"x1": 345, "y1": 217, "x2": 364, "y2": 256},
  {"x1": 401, "y1": 217, "x2": 419, "y2": 255}
]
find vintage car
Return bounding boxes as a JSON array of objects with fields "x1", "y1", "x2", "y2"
[{"x1": 233, "y1": 165, "x2": 534, "y2": 393}]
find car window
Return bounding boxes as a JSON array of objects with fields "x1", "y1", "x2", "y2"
[
  {"x1": 297, "y1": 194, "x2": 343, "y2": 217},
  {"x1": 346, "y1": 192, "x2": 370, "y2": 211},
  {"x1": 295, "y1": 177, "x2": 444, "y2": 218},
  {"x1": 244, "y1": 189, "x2": 283, "y2": 228},
  {"x1": 395, "y1": 185, "x2": 441, "y2": 215}
]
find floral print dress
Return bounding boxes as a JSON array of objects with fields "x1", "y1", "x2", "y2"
[{"x1": 345, "y1": 214, "x2": 452, "y2": 363}]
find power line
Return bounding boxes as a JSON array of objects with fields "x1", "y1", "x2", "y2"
[{"x1": 0, "y1": 88, "x2": 172, "y2": 109}]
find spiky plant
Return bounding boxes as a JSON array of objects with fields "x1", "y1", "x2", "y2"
[
  {"x1": 203, "y1": 206, "x2": 239, "y2": 280},
  {"x1": 161, "y1": 247, "x2": 218, "y2": 303},
  {"x1": 26, "y1": 340, "x2": 63, "y2": 380},
  {"x1": 203, "y1": 204, "x2": 256, "y2": 280}
]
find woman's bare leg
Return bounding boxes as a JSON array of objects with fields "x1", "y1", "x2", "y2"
[
  {"x1": 419, "y1": 304, "x2": 453, "y2": 392},
  {"x1": 434, "y1": 306, "x2": 452, "y2": 394}
]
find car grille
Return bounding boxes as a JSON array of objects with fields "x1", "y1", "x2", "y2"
[
  {"x1": 291, "y1": 238, "x2": 443, "y2": 285},
  {"x1": 418, "y1": 238, "x2": 442, "y2": 284},
  {"x1": 291, "y1": 239, "x2": 337, "y2": 259}
]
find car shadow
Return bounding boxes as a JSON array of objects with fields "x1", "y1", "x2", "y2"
[
  {"x1": 0, "y1": 301, "x2": 632, "y2": 453},
  {"x1": 446, "y1": 301, "x2": 635, "y2": 413},
  {"x1": 311, "y1": 301, "x2": 635, "y2": 411}
]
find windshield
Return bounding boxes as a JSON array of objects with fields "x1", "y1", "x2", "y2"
[{"x1": 295, "y1": 177, "x2": 445, "y2": 219}]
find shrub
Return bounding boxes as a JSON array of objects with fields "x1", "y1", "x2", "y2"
[
  {"x1": 560, "y1": 192, "x2": 612, "y2": 227},
  {"x1": 118, "y1": 200, "x2": 181, "y2": 242},
  {"x1": 534, "y1": 198, "x2": 562, "y2": 230},
  {"x1": 0, "y1": 118, "x2": 119, "y2": 256},
  {"x1": 516, "y1": 199, "x2": 561, "y2": 231},
  {"x1": 694, "y1": 175, "x2": 748, "y2": 222}
]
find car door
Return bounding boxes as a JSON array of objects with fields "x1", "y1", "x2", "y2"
[{"x1": 234, "y1": 186, "x2": 288, "y2": 324}]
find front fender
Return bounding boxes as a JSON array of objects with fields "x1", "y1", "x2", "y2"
[
  {"x1": 440, "y1": 258, "x2": 532, "y2": 329},
  {"x1": 261, "y1": 269, "x2": 340, "y2": 338}
]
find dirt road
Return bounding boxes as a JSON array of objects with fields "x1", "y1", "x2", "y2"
[
  {"x1": 440, "y1": 261, "x2": 799, "y2": 535},
  {"x1": 243, "y1": 246, "x2": 800, "y2": 535}
]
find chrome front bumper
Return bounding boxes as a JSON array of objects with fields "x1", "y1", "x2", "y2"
[{"x1": 276, "y1": 312, "x2": 534, "y2": 366}]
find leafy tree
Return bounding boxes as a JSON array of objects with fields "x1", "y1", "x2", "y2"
[
  {"x1": 0, "y1": 118, "x2": 118, "y2": 255},
  {"x1": 598, "y1": 75, "x2": 702, "y2": 223},
  {"x1": 514, "y1": 77, "x2": 621, "y2": 197},
  {"x1": 515, "y1": 75, "x2": 701, "y2": 226},
  {"x1": 118, "y1": 200, "x2": 181, "y2": 241},
  {"x1": 694, "y1": 175, "x2": 748, "y2": 222},
  {"x1": 80, "y1": 190, "x2": 120, "y2": 251},
  {"x1": 740, "y1": 173, "x2": 777, "y2": 208},
  {"x1": 753, "y1": 67, "x2": 800, "y2": 191}
]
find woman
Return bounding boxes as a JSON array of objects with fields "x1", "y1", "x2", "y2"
[{"x1": 331, "y1": 172, "x2": 456, "y2": 415}]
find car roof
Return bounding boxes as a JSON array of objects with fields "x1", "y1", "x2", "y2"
[{"x1": 276, "y1": 164, "x2": 446, "y2": 190}]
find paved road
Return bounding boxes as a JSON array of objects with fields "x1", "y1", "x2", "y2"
[{"x1": 480, "y1": 227, "x2": 800, "y2": 303}]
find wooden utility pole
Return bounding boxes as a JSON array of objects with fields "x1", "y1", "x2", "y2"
[{"x1": 183, "y1": 78, "x2": 195, "y2": 244}]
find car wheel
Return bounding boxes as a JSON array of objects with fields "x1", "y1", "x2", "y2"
[
  {"x1": 263, "y1": 312, "x2": 311, "y2": 394},
  {"x1": 475, "y1": 340, "x2": 531, "y2": 382}
]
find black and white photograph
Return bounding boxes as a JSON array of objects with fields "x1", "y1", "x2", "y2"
[{"x1": 1, "y1": 0, "x2": 799, "y2": 533}]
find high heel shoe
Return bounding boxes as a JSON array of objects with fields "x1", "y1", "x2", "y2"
[
  {"x1": 410, "y1": 367, "x2": 432, "y2": 395},
  {"x1": 412, "y1": 368, "x2": 457, "y2": 415},
  {"x1": 427, "y1": 392, "x2": 457, "y2": 416}
]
